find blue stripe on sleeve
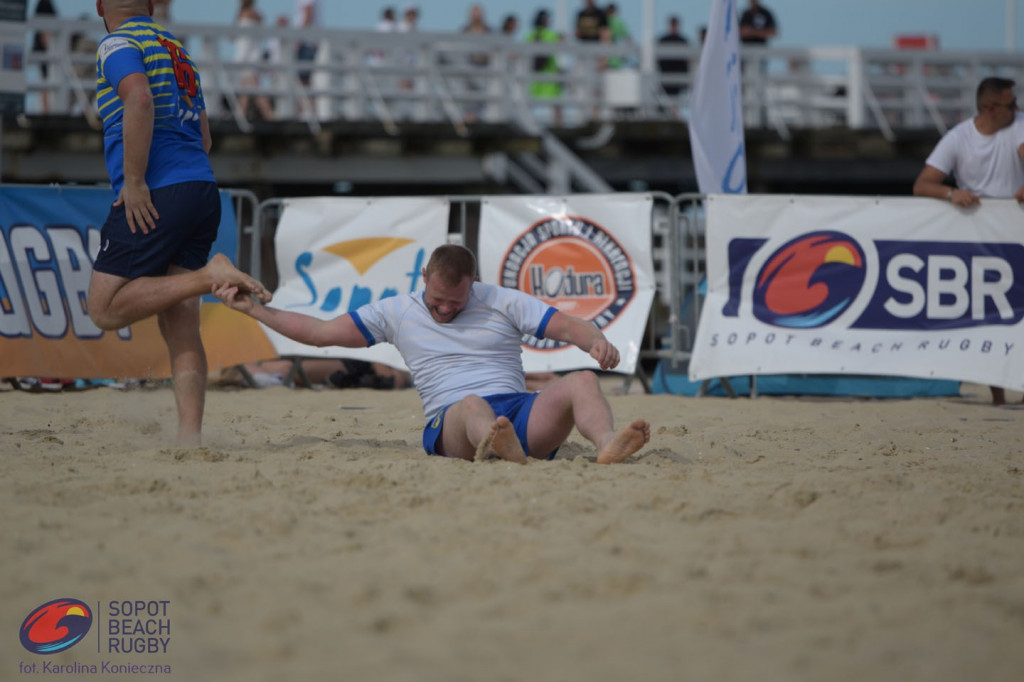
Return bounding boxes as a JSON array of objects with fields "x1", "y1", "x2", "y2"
[
  {"x1": 349, "y1": 312, "x2": 377, "y2": 347},
  {"x1": 535, "y1": 307, "x2": 558, "y2": 339}
]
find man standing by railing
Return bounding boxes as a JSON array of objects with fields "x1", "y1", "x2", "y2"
[
  {"x1": 574, "y1": 0, "x2": 608, "y2": 44},
  {"x1": 31, "y1": 0, "x2": 57, "y2": 114},
  {"x1": 739, "y1": 0, "x2": 778, "y2": 45},
  {"x1": 913, "y1": 76, "x2": 1024, "y2": 405},
  {"x1": 293, "y1": 0, "x2": 320, "y2": 89}
]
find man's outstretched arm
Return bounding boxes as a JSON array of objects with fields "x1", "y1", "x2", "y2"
[{"x1": 213, "y1": 283, "x2": 368, "y2": 349}]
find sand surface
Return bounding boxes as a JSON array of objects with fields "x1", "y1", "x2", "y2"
[{"x1": 2, "y1": 379, "x2": 1022, "y2": 682}]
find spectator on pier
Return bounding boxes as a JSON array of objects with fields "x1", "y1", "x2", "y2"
[
  {"x1": 235, "y1": 0, "x2": 275, "y2": 121},
  {"x1": 739, "y1": 0, "x2": 778, "y2": 45},
  {"x1": 32, "y1": 0, "x2": 57, "y2": 114},
  {"x1": 913, "y1": 76, "x2": 1024, "y2": 405},
  {"x1": 657, "y1": 15, "x2": 689, "y2": 98}
]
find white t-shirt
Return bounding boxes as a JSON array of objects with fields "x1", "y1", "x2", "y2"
[
  {"x1": 234, "y1": 15, "x2": 262, "y2": 64},
  {"x1": 925, "y1": 112, "x2": 1024, "y2": 197},
  {"x1": 351, "y1": 282, "x2": 557, "y2": 420}
]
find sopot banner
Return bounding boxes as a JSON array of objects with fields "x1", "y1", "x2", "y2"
[
  {"x1": 478, "y1": 194, "x2": 655, "y2": 375},
  {"x1": 689, "y1": 194, "x2": 1024, "y2": 390},
  {"x1": 0, "y1": 185, "x2": 273, "y2": 379},
  {"x1": 268, "y1": 196, "x2": 449, "y2": 369}
]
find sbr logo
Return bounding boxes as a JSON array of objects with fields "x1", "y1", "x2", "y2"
[
  {"x1": 752, "y1": 231, "x2": 866, "y2": 328},
  {"x1": 19, "y1": 598, "x2": 93, "y2": 655},
  {"x1": 724, "y1": 233, "x2": 1024, "y2": 331}
]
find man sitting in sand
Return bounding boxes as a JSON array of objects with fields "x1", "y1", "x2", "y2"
[{"x1": 213, "y1": 244, "x2": 650, "y2": 464}]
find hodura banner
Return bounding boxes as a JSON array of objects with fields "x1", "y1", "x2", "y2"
[
  {"x1": 477, "y1": 194, "x2": 656, "y2": 375},
  {"x1": 0, "y1": 185, "x2": 274, "y2": 379},
  {"x1": 689, "y1": 194, "x2": 1024, "y2": 390}
]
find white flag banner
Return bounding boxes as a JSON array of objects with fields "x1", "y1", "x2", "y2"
[
  {"x1": 267, "y1": 197, "x2": 449, "y2": 369},
  {"x1": 478, "y1": 194, "x2": 656, "y2": 375},
  {"x1": 689, "y1": 0, "x2": 747, "y2": 194},
  {"x1": 690, "y1": 194, "x2": 1024, "y2": 390}
]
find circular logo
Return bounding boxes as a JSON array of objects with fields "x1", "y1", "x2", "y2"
[
  {"x1": 500, "y1": 216, "x2": 636, "y2": 350},
  {"x1": 20, "y1": 599, "x2": 93, "y2": 655},
  {"x1": 753, "y1": 231, "x2": 866, "y2": 328}
]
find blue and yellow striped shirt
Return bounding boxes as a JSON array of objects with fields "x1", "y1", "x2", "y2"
[{"x1": 96, "y1": 16, "x2": 214, "y2": 194}]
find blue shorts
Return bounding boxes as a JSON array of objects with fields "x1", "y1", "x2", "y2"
[
  {"x1": 92, "y1": 181, "x2": 221, "y2": 279},
  {"x1": 422, "y1": 392, "x2": 558, "y2": 460}
]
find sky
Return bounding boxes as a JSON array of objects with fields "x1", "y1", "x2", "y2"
[{"x1": 82, "y1": 0, "x2": 1022, "y2": 53}]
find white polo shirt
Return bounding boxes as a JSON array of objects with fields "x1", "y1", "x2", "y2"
[
  {"x1": 351, "y1": 282, "x2": 557, "y2": 420},
  {"x1": 925, "y1": 112, "x2": 1024, "y2": 197}
]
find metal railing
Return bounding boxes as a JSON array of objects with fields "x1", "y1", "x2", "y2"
[{"x1": 20, "y1": 17, "x2": 1024, "y2": 137}]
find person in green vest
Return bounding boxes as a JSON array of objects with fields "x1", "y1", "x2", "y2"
[
  {"x1": 605, "y1": 3, "x2": 632, "y2": 69},
  {"x1": 525, "y1": 9, "x2": 563, "y2": 125}
]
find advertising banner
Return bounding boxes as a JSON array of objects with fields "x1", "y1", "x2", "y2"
[
  {"x1": 0, "y1": 185, "x2": 270, "y2": 379},
  {"x1": 266, "y1": 196, "x2": 449, "y2": 369},
  {"x1": 689, "y1": 194, "x2": 1024, "y2": 390},
  {"x1": 478, "y1": 194, "x2": 655, "y2": 375}
]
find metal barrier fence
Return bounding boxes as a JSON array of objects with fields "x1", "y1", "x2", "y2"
[
  {"x1": 226, "y1": 188, "x2": 259, "y2": 269},
  {"x1": 248, "y1": 192, "x2": 709, "y2": 391},
  {"x1": 21, "y1": 16, "x2": 1024, "y2": 138}
]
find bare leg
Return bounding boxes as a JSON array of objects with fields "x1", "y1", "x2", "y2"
[
  {"x1": 990, "y1": 386, "x2": 1006, "y2": 406},
  {"x1": 255, "y1": 95, "x2": 275, "y2": 120},
  {"x1": 528, "y1": 371, "x2": 649, "y2": 463},
  {"x1": 157, "y1": 286, "x2": 205, "y2": 445},
  {"x1": 439, "y1": 395, "x2": 527, "y2": 464},
  {"x1": 88, "y1": 254, "x2": 270, "y2": 331}
]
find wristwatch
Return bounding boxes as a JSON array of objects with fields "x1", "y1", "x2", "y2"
[{"x1": 947, "y1": 188, "x2": 954, "y2": 201}]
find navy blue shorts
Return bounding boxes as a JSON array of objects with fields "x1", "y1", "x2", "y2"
[
  {"x1": 422, "y1": 392, "x2": 558, "y2": 460},
  {"x1": 92, "y1": 181, "x2": 220, "y2": 279}
]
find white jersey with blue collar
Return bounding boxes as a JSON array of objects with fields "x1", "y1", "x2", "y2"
[{"x1": 350, "y1": 282, "x2": 557, "y2": 420}]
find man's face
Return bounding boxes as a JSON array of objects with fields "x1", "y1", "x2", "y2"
[
  {"x1": 422, "y1": 271, "x2": 472, "y2": 323},
  {"x1": 990, "y1": 89, "x2": 1019, "y2": 128}
]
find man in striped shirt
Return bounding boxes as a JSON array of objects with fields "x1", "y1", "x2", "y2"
[{"x1": 88, "y1": 0, "x2": 270, "y2": 445}]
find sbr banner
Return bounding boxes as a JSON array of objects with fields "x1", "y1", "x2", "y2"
[
  {"x1": 478, "y1": 194, "x2": 655, "y2": 375},
  {"x1": 0, "y1": 185, "x2": 274, "y2": 379},
  {"x1": 266, "y1": 197, "x2": 449, "y2": 369},
  {"x1": 689, "y1": 194, "x2": 1024, "y2": 390}
]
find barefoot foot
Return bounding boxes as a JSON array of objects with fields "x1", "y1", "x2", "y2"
[
  {"x1": 207, "y1": 254, "x2": 272, "y2": 303},
  {"x1": 475, "y1": 416, "x2": 527, "y2": 464},
  {"x1": 596, "y1": 418, "x2": 651, "y2": 464}
]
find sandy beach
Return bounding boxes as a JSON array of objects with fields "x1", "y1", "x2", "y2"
[{"x1": 2, "y1": 378, "x2": 1022, "y2": 682}]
